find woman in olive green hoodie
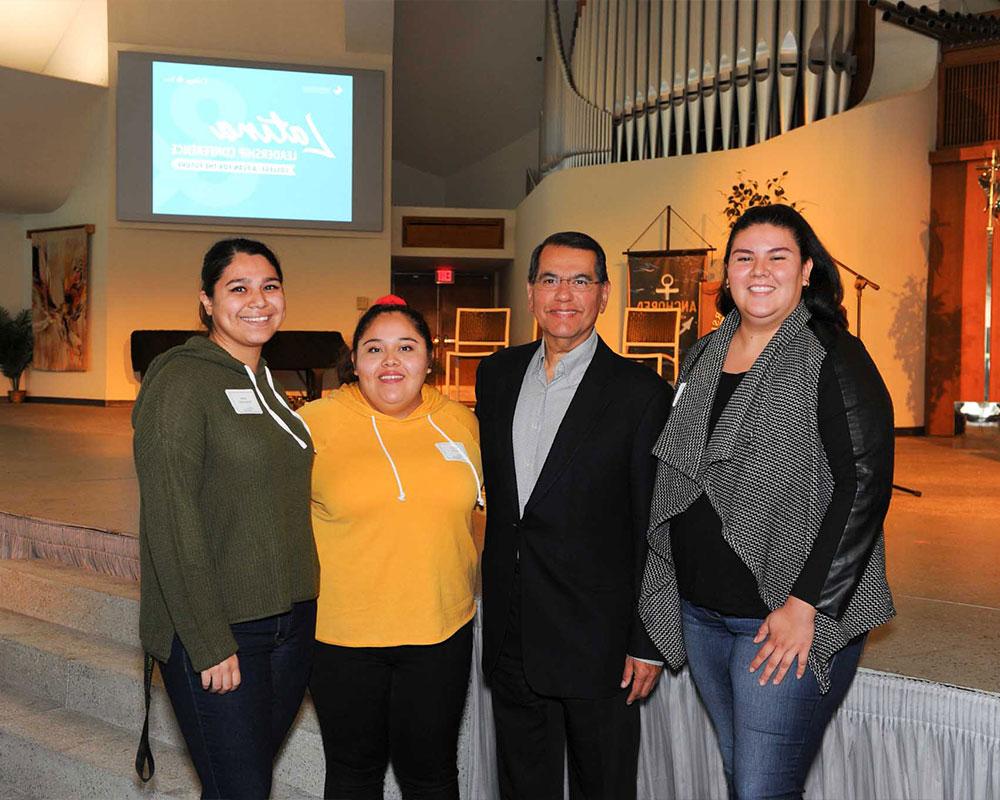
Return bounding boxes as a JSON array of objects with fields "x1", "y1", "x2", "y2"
[{"x1": 132, "y1": 239, "x2": 318, "y2": 799}]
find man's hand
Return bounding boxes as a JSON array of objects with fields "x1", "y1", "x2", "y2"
[
  {"x1": 201, "y1": 653, "x2": 241, "y2": 693},
  {"x1": 749, "y1": 595, "x2": 816, "y2": 686},
  {"x1": 621, "y1": 655, "x2": 663, "y2": 705}
]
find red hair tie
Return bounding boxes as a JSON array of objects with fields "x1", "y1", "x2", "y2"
[{"x1": 373, "y1": 294, "x2": 407, "y2": 307}]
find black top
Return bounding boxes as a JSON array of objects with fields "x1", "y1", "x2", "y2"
[{"x1": 670, "y1": 354, "x2": 856, "y2": 618}]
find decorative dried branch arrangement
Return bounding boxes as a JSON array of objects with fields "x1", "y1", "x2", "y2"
[{"x1": 722, "y1": 171, "x2": 798, "y2": 228}]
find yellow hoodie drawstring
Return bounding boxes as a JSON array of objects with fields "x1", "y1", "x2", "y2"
[
  {"x1": 370, "y1": 416, "x2": 406, "y2": 501},
  {"x1": 427, "y1": 413, "x2": 485, "y2": 508}
]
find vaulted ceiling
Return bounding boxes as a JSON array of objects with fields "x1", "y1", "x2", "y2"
[
  {"x1": 391, "y1": 0, "x2": 550, "y2": 178},
  {"x1": 0, "y1": 0, "x2": 108, "y2": 86},
  {"x1": 0, "y1": 0, "x2": 562, "y2": 213}
]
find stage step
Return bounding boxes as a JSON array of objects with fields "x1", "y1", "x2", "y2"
[
  {"x1": 0, "y1": 681, "x2": 315, "y2": 799},
  {"x1": 0, "y1": 680, "x2": 198, "y2": 799},
  {"x1": 0, "y1": 558, "x2": 139, "y2": 646},
  {"x1": 0, "y1": 605, "x2": 187, "y2": 750},
  {"x1": 0, "y1": 606, "x2": 326, "y2": 796},
  {"x1": 0, "y1": 559, "x2": 328, "y2": 798},
  {"x1": 0, "y1": 781, "x2": 35, "y2": 800}
]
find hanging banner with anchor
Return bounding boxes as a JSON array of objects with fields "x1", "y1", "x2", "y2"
[{"x1": 626, "y1": 248, "x2": 718, "y2": 362}]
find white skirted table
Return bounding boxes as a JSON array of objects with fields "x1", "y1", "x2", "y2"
[{"x1": 425, "y1": 610, "x2": 1000, "y2": 800}]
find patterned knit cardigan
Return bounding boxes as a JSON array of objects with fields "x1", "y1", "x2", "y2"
[{"x1": 639, "y1": 303, "x2": 895, "y2": 692}]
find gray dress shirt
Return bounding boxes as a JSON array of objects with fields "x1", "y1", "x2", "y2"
[{"x1": 512, "y1": 329, "x2": 598, "y2": 515}]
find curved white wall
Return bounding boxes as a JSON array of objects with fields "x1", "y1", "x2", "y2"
[
  {"x1": 0, "y1": 67, "x2": 105, "y2": 213},
  {"x1": 511, "y1": 83, "x2": 938, "y2": 428}
]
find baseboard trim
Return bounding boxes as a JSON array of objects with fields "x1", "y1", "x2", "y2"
[
  {"x1": 21, "y1": 396, "x2": 134, "y2": 408},
  {"x1": 5, "y1": 396, "x2": 937, "y2": 431}
]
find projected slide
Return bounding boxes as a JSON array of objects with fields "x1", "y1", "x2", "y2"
[{"x1": 152, "y1": 61, "x2": 353, "y2": 222}]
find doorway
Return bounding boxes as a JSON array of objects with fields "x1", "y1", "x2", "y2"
[{"x1": 391, "y1": 257, "x2": 510, "y2": 397}]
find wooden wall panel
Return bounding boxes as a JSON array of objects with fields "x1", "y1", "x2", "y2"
[
  {"x1": 939, "y1": 51, "x2": 1000, "y2": 149},
  {"x1": 926, "y1": 158, "x2": 968, "y2": 435},
  {"x1": 927, "y1": 142, "x2": 1000, "y2": 434},
  {"x1": 401, "y1": 217, "x2": 505, "y2": 249}
]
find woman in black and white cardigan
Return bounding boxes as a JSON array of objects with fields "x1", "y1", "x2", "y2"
[{"x1": 640, "y1": 204, "x2": 895, "y2": 799}]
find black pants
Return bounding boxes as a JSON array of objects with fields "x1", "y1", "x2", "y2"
[
  {"x1": 310, "y1": 621, "x2": 474, "y2": 800},
  {"x1": 489, "y1": 571, "x2": 640, "y2": 800},
  {"x1": 159, "y1": 599, "x2": 317, "y2": 800}
]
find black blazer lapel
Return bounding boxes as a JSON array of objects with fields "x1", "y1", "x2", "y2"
[{"x1": 522, "y1": 338, "x2": 617, "y2": 517}]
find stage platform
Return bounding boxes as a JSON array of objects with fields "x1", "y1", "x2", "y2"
[
  {"x1": 1, "y1": 402, "x2": 998, "y2": 799},
  {"x1": 0, "y1": 402, "x2": 997, "y2": 694}
]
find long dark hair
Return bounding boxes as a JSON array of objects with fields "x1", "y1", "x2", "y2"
[
  {"x1": 719, "y1": 205, "x2": 846, "y2": 329},
  {"x1": 346, "y1": 303, "x2": 435, "y2": 383},
  {"x1": 199, "y1": 238, "x2": 283, "y2": 329}
]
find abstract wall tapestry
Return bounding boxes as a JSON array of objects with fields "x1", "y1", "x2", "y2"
[
  {"x1": 627, "y1": 249, "x2": 715, "y2": 363},
  {"x1": 30, "y1": 226, "x2": 91, "y2": 371}
]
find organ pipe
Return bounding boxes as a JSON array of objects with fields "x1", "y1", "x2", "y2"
[
  {"x1": 636, "y1": 0, "x2": 650, "y2": 159},
  {"x1": 717, "y1": 0, "x2": 737, "y2": 150},
  {"x1": 735, "y1": 0, "x2": 755, "y2": 149},
  {"x1": 838, "y1": 0, "x2": 856, "y2": 113},
  {"x1": 686, "y1": 0, "x2": 705, "y2": 155},
  {"x1": 825, "y1": 0, "x2": 846, "y2": 119},
  {"x1": 540, "y1": 0, "x2": 860, "y2": 175},
  {"x1": 672, "y1": 0, "x2": 689, "y2": 157},
  {"x1": 658, "y1": 0, "x2": 675, "y2": 158},
  {"x1": 778, "y1": 0, "x2": 801, "y2": 135},
  {"x1": 754, "y1": 0, "x2": 776, "y2": 143},
  {"x1": 803, "y1": 0, "x2": 825, "y2": 125},
  {"x1": 701, "y1": 0, "x2": 720, "y2": 152},
  {"x1": 647, "y1": 0, "x2": 662, "y2": 158}
]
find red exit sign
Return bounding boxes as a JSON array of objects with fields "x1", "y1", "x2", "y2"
[{"x1": 435, "y1": 266, "x2": 454, "y2": 284}]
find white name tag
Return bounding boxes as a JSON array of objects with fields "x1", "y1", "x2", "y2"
[
  {"x1": 436, "y1": 441, "x2": 469, "y2": 462},
  {"x1": 225, "y1": 389, "x2": 263, "y2": 415},
  {"x1": 672, "y1": 382, "x2": 686, "y2": 407}
]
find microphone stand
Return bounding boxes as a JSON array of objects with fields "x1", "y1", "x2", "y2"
[
  {"x1": 832, "y1": 258, "x2": 880, "y2": 338},
  {"x1": 833, "y1": 258, "x2": 922, "y2": 498}
]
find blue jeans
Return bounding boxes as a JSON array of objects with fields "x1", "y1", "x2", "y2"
[
  {"x1": 681, "y1": 600, "x2": 864, "y2": 800},
  {"x1": 159, "y1": 600, "x2": 317, "y2": 800}
]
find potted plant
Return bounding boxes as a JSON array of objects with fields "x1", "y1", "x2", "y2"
[{"x1": 0, "y1": 307, "x2": 33, "y2": 403}]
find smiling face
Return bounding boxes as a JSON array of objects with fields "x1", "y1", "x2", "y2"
[
  {"x1": 353, "y1": 311, "x2": 432, "y2": 419},
  {"x1": 199, "y1": 252, "x2": 285, "y2": 366},
  {"x1": 527, "y1": 244, "x2": 610, "y2": 353},
  {"x1": 726, "y1": 223, "x2": 813, "y2": 331}
]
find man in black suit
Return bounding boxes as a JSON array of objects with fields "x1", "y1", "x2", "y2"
[{"x1": 475, "y1": 231, "x2": 673, "y2": 799}]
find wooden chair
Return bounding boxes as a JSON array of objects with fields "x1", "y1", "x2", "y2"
[
  {"x1": 444, "y1": 308, "x2": 511, "y2": 400},
  {"x1": 621, "y1": 307, "x2": 681, "y2": 383},
  {"x1": 619, "y1": 352, "x2": 664, "y2": 377}
]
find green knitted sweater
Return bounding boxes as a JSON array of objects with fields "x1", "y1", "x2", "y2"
[{"x1": 132, "y1": 336, "x2": 319, "y2": 671}]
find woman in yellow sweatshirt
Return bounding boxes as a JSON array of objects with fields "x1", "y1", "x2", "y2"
[{"x1": 299, "y1": 298, "x2": 482, "y2": 800}]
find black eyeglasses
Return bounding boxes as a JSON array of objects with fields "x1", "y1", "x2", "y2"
[{"x1": 534, "y1": 276, "x2": 600, "y2": 292}]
